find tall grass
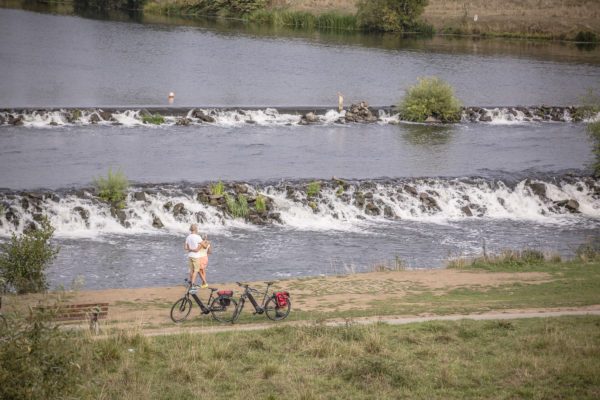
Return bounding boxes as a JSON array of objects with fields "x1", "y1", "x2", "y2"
[
  {"x1": 255, "y1": 194, "x2": 267, "y2": 213},
  {"x1": 248, "y1": 9, "x2": 358, "y2": 31},
  {"x1": 94, "y1": 167, "x2": 129, "y2": 207},
  {"x1": 447, "y1": 249, "x2": 562, "y2": 271},
  {"x1": 5, "y1": 316, "x2": 598, "y2": 399},
  {"x1": 306, "y1": 180, "x2": 321, "y2": 197},
  {"x1": 225, "y1": 193, "x2": 249, "y2": 218},
  {"x1": 210, "y1": 180, "x2": 225, "y2": 196}
]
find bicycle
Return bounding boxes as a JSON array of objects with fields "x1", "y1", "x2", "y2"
[
  {"x1": 232, "y1": 281, "x2": 291, "y2": 323},
  {"x1": 170, "y1": 279, "x2": 237, "y2": 323}
]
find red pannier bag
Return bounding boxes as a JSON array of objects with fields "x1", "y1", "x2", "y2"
[
  {"x1": 274, "y1": 291, "x2": 289, "y2": 307},
  {"x1": 217, "y1": 290, "x2": 233, "y2": 297},
  {"x1": 217, "y1": 290, "x2": 233, "y2": 307}
]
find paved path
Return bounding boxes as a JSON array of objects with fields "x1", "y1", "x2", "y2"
[{"x1": 132, "y1": 306, "x2": 600, "y2": 338}]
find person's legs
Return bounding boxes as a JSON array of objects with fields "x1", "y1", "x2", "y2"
[
  {"x1": 189, "y1": 258, "x2": 201, "y2": 286},
  {"x1": 199, "y1": 257, "x2": 208, "y2": 286}
]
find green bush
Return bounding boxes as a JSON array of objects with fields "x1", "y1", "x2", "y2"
[
  {"x1": 575, "y1": 31, "x2": 598, "y2": 43},
  {"x1": 0, "y1": 218, "x2": 59, "y2": 294},
  {"x1": 210, "y1": 180, "x2": 225, "y2": 196},
  {"x1": 0, "y1": 308, "x2": 82, "y2": 400},
  {"x1": 356, "y1": 0, "x2": 429, "y2": 33},
  {"x1": 306, "y1": 181, "x2": 321, "y2": 197},
  {"x1": 94, "y1": 168, "x2": 129, "y2": 207},
  {"x1": 255, "y1": 194, "x2": 267, "y2": 213},
  {"x1": 399, "y1": 77, "x2": 462, "y2": 123},
  {"x1": 225, "y1": 193, "x2": 249, "y2": 218},
  {"x1": 142, "y1": 113, "x2": 165, "y2": 125}
]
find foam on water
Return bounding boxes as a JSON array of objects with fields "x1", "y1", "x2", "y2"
[{"x1": 0, "y1": 177, "x2": 597, "y2": 239}]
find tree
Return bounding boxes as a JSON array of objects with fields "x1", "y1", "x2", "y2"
[
  {"x1": 0, "y1": 218, "x2": 59, "y2": 294},
  {"x1": 357, "y1": 0, "x2": 429, "y2": 32}
]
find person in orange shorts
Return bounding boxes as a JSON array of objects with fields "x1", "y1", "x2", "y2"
[{"x1": 184, "y1": 224, "x2": 209, "y2": 288}]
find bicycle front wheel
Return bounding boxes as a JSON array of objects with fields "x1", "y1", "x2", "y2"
[
  {"x1": 170, "y1": 297, "x2": 193, "y2": 323},
  {"x1": 265, "y1": 297, "x2": 291, "y2": 321},
  {"x1": 210, "y1": 296, "x2": 238, "y2": 323}
]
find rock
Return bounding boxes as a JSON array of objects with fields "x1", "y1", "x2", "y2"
[
  {"x1": 384, "y1": 206, "x2": 395, "y2": 218},
  {"x1": 345, "y1": 102, "x2": 377, "y2": 123},
  {"x1": 192, "y1": 110, "x2": 215, "y2": 123},
  {"x1": 0, "y1": 115, "x2": 5, "y2": 125},
  {"x1": 197, "y1": 193, "x2": 209, "y2": 203},
  {"x1": 527, "y1": 182, "x2": 547, "y2": 198},
  {"x1": 554, "y1": 199, "x2": 579, "y2": 213},
  {"x1": 73, "y1": 206, "x2": 90, "y2": 223},
  {"x1": 419, "y1": 192, "x2": 439, "y2": 210},
  {"x1": 152, "y1": 215, "x2": 164, "y2": 228},
  {"x1": 110, "y1": 207, "x2": 128, "y2": 227},
  {"x1": 173, "y1": 203, "x2": 187, "y2": 218},
  {"x1": 99, "y1": 111, "x2": 113, "y2": 121},
  {"x1": 497, "y1": 197, "x2": 506, "y2": 207},
  {"x1": 9, "y1": 115, "x2": 24, "y2": 126},
  {"x1": 425, "y1": 116, "x2": 441, "y2": 123},
  {"x1": 479, "y1": 114, "x2": 492, "y2": 122},
  {"x1": 133, "y1": 192, "x2": 147, "y2": 202},
  {"x1": 163, "y1": 201, "x2": 173, "y2": 211},
  {"x1": 139, "y1": 109, "x2": 152, "y2": 118},
  {"x1": 365, "y1": 202, "x2": 380, "y2": 216},
  {"x1": 176, "y1": 118, "x2": 191, "y2": 126},
  {"x1": 303, "y1": 112, "x2": 319, "y2": 123},
  {"x1": 20, "y1": 198, "x2": 30, "y2": 210},
  {"x1": 461, "y1": 205, "x2": 473, "y2": 216},
  {"x1": 32, "y1": 213, "x2": 45, "y2": 222},
  {"x1": 89, "y1": 113, "x2": 101, "y2": 124},
  {"x1": 195, "y1": 211, "x2": 207, "y2": 224},
  {"x1": 5, "y1": 208, "x2": 18, "y2": 225},
  {"x1": 364, "y1": 192, "x2": 374, "y2": 199},
  {"x1": 354, "y1": 192, "x2": 365, "y2": 207},
  {"x1": 404, "y1": 185, "x2": 418, "y2": 197},
  {"x1": 234, "y1": 184, "x2": 248, "y2": 194}
]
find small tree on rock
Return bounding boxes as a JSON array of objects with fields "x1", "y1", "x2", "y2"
[{"x1": 399, "y1": 77, "x2": 462, "y2": 123}]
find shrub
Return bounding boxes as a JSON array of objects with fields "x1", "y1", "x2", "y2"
[
  {"x1": 142, "y1": 113, "x2": 165, "y2": 125},
  {"x1": 399, "y1": 77, "x2": 462, "y2": 123},
  {"x1": 575, "y1": 31, "x2": 598, "y2": 43},
  {"x1": 94, "y1": 168, "x2": 129, "y2": 207},
  {"x1": 255, "y1": 194, "x2": 267, "y2": 213},
  {"x1": 575, "y1": 238, "x2": 600, "y2": 262},
  {"x1": 210, "y1": 180, "x2": 225, "y2": 196},
  {"x1": 225, "y1": 193, "x2": 249, "y2": 218},
  {"x1": 356, "y1": 0, "x2": 429, "y2": 33},
  {"x1": 306, "y1": 181, "x2": 321, "y2": 197},
  {"x1": 0, "y1": 218, "x2": 59, "y2": 294},
  {"x1": 0, "y1": 308, "x2": 83, "y2": 399},
  {"x1": 447, "y1": 249, "x2": 556, "y2": 271}
]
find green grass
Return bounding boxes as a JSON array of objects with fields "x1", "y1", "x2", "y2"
[
  {"x1": 141, "y1": 113, "x2": 165, "y2": 125},
  {"x1": 255, "y1": 194, "x2": 266, "y2": 213},
  {"x1": 20, "y1": 316, "x2": 599, "y2": 399},
  {"x1": 248, "y1": 9, "x2": 358, "y2": 31},
  {"x1": 225, "y1": 193, "x2": 249, "y2": 218},
  {"x1": 306, "y1": 180, "x2": 321, "y2": 197},
  {"x1": 93, "y1": 167, "x2": 129, "y2": 207},
  {"x1": 210, "y1": 180, "x2": 225, "y2": 196}
]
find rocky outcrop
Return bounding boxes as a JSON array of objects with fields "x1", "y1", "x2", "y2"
[
  {"x1": 299, "y1": 112, "x2": 319, "y2": 125},
  {"x1": 192, "y1": 109, "x2": 215, "y2": 123},
  {"x1": 344, "y1": 102, "x2": 378, "y2": 123}
]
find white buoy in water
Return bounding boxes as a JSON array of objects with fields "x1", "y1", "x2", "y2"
[
  {"x1": 337, "y1": 92, "x2": 344, "y2": 112},
  {"x1": 168, "y1": 92, "x2": 175, "y2": 104}
]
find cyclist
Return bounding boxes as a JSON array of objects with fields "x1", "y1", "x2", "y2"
[{"x1": 184, "y1": 224, "x2": 209, "y2": 288}]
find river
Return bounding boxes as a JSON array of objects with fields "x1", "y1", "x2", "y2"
[{"x1": 0, "y1": 6, "x2": 598, "y2": 289}]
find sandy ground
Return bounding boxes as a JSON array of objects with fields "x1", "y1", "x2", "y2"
[{"x1": 3, "y1": 268, "x2": 563, "y2": 331}]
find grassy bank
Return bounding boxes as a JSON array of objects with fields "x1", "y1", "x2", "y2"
[
  {"x1": 2, "y1": 315, "x2": 599, "y2": 398},
  {"x1": 142, "y1": 0, "x2": 600, "y2": 41}
]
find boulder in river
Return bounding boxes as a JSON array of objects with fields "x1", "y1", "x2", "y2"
[
  {"x1": 527, "y1": 181, "x2": 547, "y2": 198},
  {"x1": 133, "y1": 192, "x2": 147, "y2": 202},
  {"x1": 192, "y1": 109, "x2": 215, "y2": 123},
  {"x1": 152, "y1": 215, "x2": 164, "y2": 229},
  {"x1": 554, "y1": 199, "x2": 580, "y2": 213},
  {"x1": 345, "y1": 102, "x2": 377, "y2": 123},
  {"x1": 461, "y1": 205, "x2": 473, "y2": 217}
]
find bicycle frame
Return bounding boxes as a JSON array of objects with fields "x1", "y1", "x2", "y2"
[
  {"x1": 236, "y1": 282, "x2": 273, "y2": 315},
  {"x1": 183, "y1": 280, "x2": 215, "y2": 314}
]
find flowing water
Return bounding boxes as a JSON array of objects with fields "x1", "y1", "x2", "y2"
[{"x1": 0, "y1": 6, "x2": 599, "y2": 289}]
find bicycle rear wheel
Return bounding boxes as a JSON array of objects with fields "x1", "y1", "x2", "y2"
[
  {"x1": 170, "y1": 297, "x2": 193, "y2": 323},
  {"x1": 265, "y1": 297, "x2": 291, "y2": 321},
  {"x1": 210, "y1": 296, "x2": 238, "y2": 323}
]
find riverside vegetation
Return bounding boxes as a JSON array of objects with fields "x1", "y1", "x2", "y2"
[
  {"x1": 399, "y1": 77, "x2": 462, "y2": 123},
  {"x1": 1, "y1": 246, "x2": 599, "y2": 398}
]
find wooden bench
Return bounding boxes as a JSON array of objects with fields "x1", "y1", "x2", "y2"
[{"x1": 35, "y1": 302, "x2": 109, "y2": 333}]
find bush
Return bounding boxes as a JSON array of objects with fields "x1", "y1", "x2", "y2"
[
  {"x1": 399, "y1": 77, "x2": 462, "y2": 123},
  {"x1": 575, "y1": 238, "x2": 600, "y2": 262},
  {"x1": 94, "y1": 168, "x2": 129, "y2": 207},
  {"x1": 306, "y1": 181, "x2": 321, "y2": 197},
  {"x1": 0, "y1": 218, "x2": 59, "y2": 294},
  {"x1": 356, "y1": 0, "x2": 429, "y2": 33},
  {"x1": 575, "y1": 31, "x2": 598, "y2": 43},
  {"x1": 0, "y1": 308, "x2": 83, "y2": 400}
]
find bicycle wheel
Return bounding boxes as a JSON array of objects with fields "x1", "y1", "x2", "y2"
[
  {"x1": 210, "y1": 296, "x2": 238, "y2": 324},
  {"x1": 170, "y1": 297, "x2": 193, "y2": 323},
  {"x1": 265, "y1": 297, "x2": 291, "y2": 321}
]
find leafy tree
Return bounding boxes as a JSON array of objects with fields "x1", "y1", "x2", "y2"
[
  {"x1": 0, "y1": 218, "x2": 59, "y2": 294},
  {"x1": 399, "y1": 77, "x2": 462, "y2": 123},
  {"x1": 357, "y1": 0, "x2": 429, "y2": 32}
]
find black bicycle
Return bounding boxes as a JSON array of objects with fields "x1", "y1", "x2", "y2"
[
  {"x1": 170, "y1": 279, "x2": 237, "y2": 323},
  {"x1": 232, "y1": 281, "x2": 291, "y2": 323}
]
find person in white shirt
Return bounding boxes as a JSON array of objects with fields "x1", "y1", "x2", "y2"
[{"x1": 184, "y1": 224, "x2": 209, "y2": 288}]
